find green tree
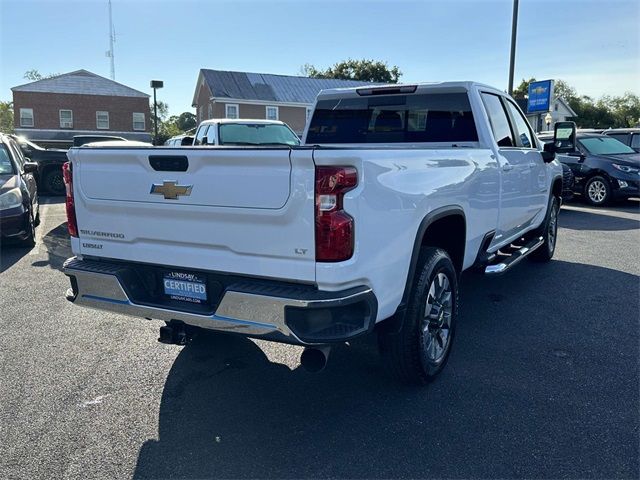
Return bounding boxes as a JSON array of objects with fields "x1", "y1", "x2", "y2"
[
  {"x1": 23, "y1": 69, "x2": 59, "y2": 81},
  {"x1": 0, "y1": 101, "x2": 14, "y2": 133},
  {"x1": 176, "y1": 112, "x2": 196, "y2": 132},
  {"x1": 302, "y1": 59, "x2": 402, "y2": 83},
  {"x1": 608, "y1": 92, "x2": 640, "y2": 127}
]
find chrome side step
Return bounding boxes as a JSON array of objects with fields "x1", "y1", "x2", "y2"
[{"x1": 484, "y1": 236, "x2": 544, "y2": 275}]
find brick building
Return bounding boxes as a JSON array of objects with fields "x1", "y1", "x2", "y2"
[
  {"x1": 192, "y1": 69, "x2": 372, "y2": 135},
  {"x1": 11, "y1": 70, "x2": 151, "y2": 147}
]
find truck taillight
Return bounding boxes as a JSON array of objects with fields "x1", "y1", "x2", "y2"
[
  {"x1": 62, "y1": 162, "x2": 78, "y2": 237},
  {"x1": 315, "y1": 166, "x2": 357, "y2": 262}
]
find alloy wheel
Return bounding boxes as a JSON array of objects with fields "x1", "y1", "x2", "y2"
[
  {"x1": 588, "y1": 180, "x2": 607, "y2": 204},
  {"x1": 548, "y1": 202, "x2": 558, "y2": 252},
  {"x1": 421, "y1": 272, "x2": 453, "y2": 364}
]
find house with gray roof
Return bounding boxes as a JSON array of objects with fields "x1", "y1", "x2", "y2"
[
  {"x1": 192, "y1": 69, "x2": 373, "y2": 134},
  {"x1": 11, "y1": 70, "x2": 151, "y2": 147}
]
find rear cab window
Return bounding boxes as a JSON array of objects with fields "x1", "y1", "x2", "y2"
[
  {"x1": 306, "y1": 91, "x2": 478, "y2": 144},
  {"x1": 218, "y1": 123, "x2": 299, "y2": 146}
]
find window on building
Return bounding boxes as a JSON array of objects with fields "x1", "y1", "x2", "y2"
[
  {"x1": 481, "y1": 93, "x2": 514, "y2": 147},
  {"x1": 133, "y1": 112, "x2": 145, "y2": 131},
  {"x1": 208, "y1": 104, "x2": 213, "y2": 119},
  {"x1": 59, "y1": 110, "x2": 73, "y2": 128},
  {"x1": 96, "y1": 111, "x2": 109, "y2": 129},
  {"x1": 266, "y1": 106, "x2": 279, "y2": 121},
  {"x1": 225, "y1": 104, "x2": 239, "y2": 119},
  {"x1": 20, "y1": 108, "x2": 34, "y2": 127}
]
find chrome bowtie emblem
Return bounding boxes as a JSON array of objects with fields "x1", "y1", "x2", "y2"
[{"x1": 150, "y1": 181, "x2": 193, "y2": 200}]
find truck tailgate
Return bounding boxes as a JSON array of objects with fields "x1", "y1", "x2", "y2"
[{"x1": 68, "y1": 147, "x2": 316, "y2": 282}]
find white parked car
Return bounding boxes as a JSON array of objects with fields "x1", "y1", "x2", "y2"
[
  {"x1": 62, "y1": 82, "x2": 571, "y2": 384},
  {"x1": 192, "y1": 119, "x2": 300, "y2": 146}
]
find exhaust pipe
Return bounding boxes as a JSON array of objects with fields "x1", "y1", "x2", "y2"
[{"x1": 300, "y1": 346, "x2": 331, "y2": 373}]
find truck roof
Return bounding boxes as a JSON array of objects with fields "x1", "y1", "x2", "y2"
[
  {"x1": 197, "y1": 118, "x2": 287, "y2": 126},
  {"x1": 316, "y1": 81, "x2": 500, "y2": 99}
]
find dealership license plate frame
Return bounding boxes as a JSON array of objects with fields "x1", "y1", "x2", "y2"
[{"x1": 163, "y1": 271, "x2": 208, "y2": 304}]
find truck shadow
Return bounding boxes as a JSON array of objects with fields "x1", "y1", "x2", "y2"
[
  {"x1": 0, "y1": 243, "x2": 34, "y2": 273},
  {"x1": 30, "y1": 223, "x2": 71, "y2": 272},
  {"x1": 559, "y1": 208, "x2": 639, "y2": 231},
  {"x1": 134, "y1": 260, "x2": 639, "y2": 479}
]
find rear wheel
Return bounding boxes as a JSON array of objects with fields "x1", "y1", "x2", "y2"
[
  {"x1": 378, "y1": 247, "x2": 458, "y2": 385},
  {"x1": 44, "y1": 168, "x2": 65, "y2": 195},
  {"x1": 584, "y1": 176, "x2": 611, "y2": 206}
]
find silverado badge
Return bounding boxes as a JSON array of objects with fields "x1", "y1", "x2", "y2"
[{"x1": 150, "y1": 181, "x2": 193, "y2": 200}]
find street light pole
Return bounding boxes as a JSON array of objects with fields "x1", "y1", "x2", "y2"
[
  {"x1": 150, "y1": 80, "x2": 163, "y2": 145},
  {"x1": 507, "y1": 0, "x2": 519, "y2": 95}
]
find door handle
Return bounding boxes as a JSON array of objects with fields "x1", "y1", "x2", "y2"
[
  {"x1": 502, "y1": 163, "x2": 513, "y2": 172},
  {"x1": 528, "y1": 162, "x2": 537, "y2": 168}
]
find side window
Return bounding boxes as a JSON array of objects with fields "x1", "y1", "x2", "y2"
[
  {"x1": 505, "y1": 100, "x2": 534, "y2": 148},
  {"x1": 194, "y1": 125, "x2": 208, "y2": 145},
  {"x1": 631, "y1": 134, "x2": 640, "y2": 149},
  {"x1": 6, "y1": 140, "x2": 25, "y2": 168},
  {"x1": 481, "y1": 93, "x2": 514, "y2": 147}
]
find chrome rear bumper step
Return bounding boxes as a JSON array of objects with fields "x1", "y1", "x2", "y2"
[{"x1": 484, "y1": 236, "x2": 544, "y2": 275}]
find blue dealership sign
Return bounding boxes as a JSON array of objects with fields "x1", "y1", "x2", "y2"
[{"x1": 527, "y1": 80, "x2": 554, "y2": 113}]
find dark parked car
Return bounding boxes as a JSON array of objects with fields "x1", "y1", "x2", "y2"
[
  {"x1": 9, "y1": 135, "x2": 68, "y2": 195},
  {"x1": 73, "y1": 135, "x2": 126, "y2": 147},
  {"x1": 0, "y1": 134, "x2": 40, "y2": 247},
  {"x1": 602, "y1": 128, "x2": 640, "y2": 153},
  {"x1": 539, "y1": 132, "x2": 640, "y2": 205}
]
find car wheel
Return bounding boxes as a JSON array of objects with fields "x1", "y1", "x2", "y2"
[
  {"x1": 530, "y1": 195, "x2": 559, "y2": 262},
  {"x1": 584, "y1": 176, "x2": 611, "y2": 206},
  {"x1": 378, "y1": 247, "x2": 458, "y2": 385},
  {"x1": 19, "y1": 210, "x2": 36, "y2": 248},
  {"x1": 44, "y1": 168, "x2": 65, "y2": 195}
]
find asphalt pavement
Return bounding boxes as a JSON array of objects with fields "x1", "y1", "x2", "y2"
[{"x1": 1, "y1": 197, "x2": 638, "y2": 479}]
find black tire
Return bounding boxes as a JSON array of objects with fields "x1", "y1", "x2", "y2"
[
  {"x1": 378, "y1": 247, "x2": 458, "y2": 385},
  {"x1": 19, "y1": 210, "x2": 36, "y2": 248},
  {"x1": 529, "y1": 195, "x2": 559, "y2": 263},
  {"x1": 43, "y1": 167, "x2": 65, "y2": 195},
  {"x1": 584, "y1": 175, "x2": 611, "y2": 206}
]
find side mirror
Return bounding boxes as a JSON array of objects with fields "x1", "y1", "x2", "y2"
[
  {"x1": 23, "y1": 161, "x2": 39, "y2": 174},
  {"x1": 541, "y1": 142, "x2": 555, "y2": 163},
  {"x1": 201, "y1": 136, "x2": 208, "y2": 145},
  {"x1": 554, "y1": 121, "x2": 577, "y2": 154}
]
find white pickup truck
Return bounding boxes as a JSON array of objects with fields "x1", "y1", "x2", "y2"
[{"x1": 63, "y1": 82, "x2": 574, "y2": 384}]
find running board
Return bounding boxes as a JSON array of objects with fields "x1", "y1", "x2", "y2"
[{"x1": 484, "y1": 236, "x2": 544, "y2": 275}]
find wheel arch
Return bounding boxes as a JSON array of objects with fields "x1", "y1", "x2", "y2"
[
  {"x1": 383, "y1": 205, "x2": 466, "y2": 333},
  {"x1": 404, "y1": 206, "x2": 466, "y2": 299}
]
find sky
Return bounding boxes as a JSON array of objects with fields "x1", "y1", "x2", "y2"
[{"x1": 1, "y1": 0, "x2": 638, "y2": 116}]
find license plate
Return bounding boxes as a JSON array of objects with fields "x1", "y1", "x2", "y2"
[{"x1": 163, "y1": 272, "x2": 207, "y2": 304}]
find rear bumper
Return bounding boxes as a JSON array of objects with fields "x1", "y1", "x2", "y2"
[{"x1": 63, "y1": 257, "x2": 377, "y2": 345}]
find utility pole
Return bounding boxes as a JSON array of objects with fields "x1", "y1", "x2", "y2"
[
  {"x1": 107, "y1": 0, "x2": 116, "y2": 80},
  {"x1": 507, "y1": 0, "x2": 519, "y2": 95}
]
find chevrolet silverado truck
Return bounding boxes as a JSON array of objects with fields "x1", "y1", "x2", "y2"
[{"x1": 62, "y1": 82, "x2": 574, "y2": 384}]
